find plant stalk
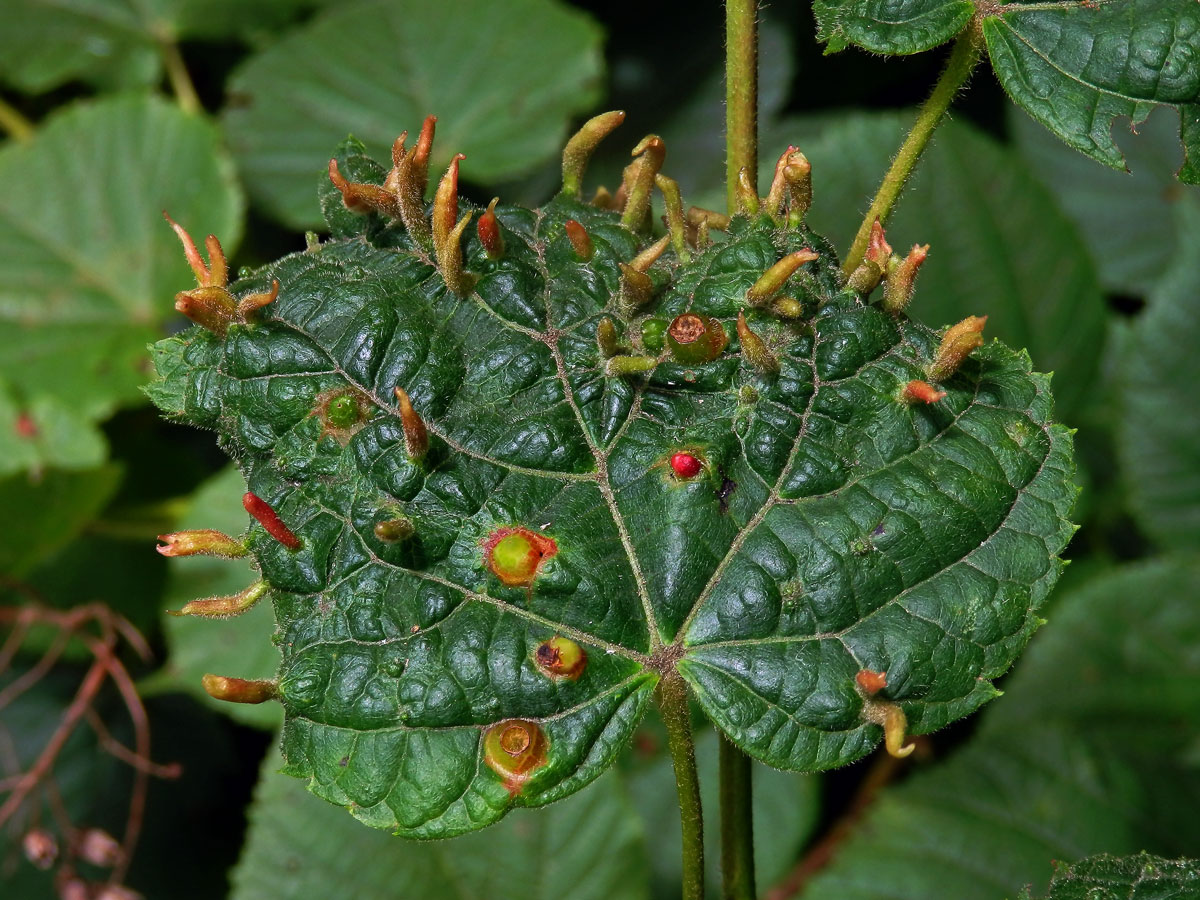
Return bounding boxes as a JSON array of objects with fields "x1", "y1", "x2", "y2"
[
  {"x1": 158, "y1": 37, "x2": 201, "y2": 115},
  {"x1": 659, "y1": 674, "x2": 704, "y2": 900},
  {"x1": 722, "y1": 4, "x2": 762, "y2": 897},
  {"x1": 719, "y1": 731, "x2": 757, "y2": 900},
  {"x1": 841, "y1": 28, "x2": 984, "y2": 277},
  {"x1": 725, "y1": 0, "x2": 758, "y2": 214}
]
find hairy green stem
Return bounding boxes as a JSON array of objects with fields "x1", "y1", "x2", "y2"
[
  {"x1": 722, "y1": 4, "x2": 761, "y2": 897},
  {"x1": 0, "y1": 94, "x2": 34, "y2": 141},
  {"x1": 719, "y1": 732, "x2": 757, "y2": 900},
  {"x1": 659, "y1": 675, "x2": 704, "y2": 900},
  {"x1": 841, "y1": 28, "x2": 984, "y2": 277},
  {"x1": 725, "y1": 0, "x2": 758, "y2": 214}
]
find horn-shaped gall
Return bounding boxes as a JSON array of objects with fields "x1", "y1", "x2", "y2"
[
  {"x1": 655, "y1": 173, "x2": 690, "y2": 262},
  {"x1": 746, "y1": 249, "x2": 819, "y2": 306},
  {"x1": 564, "y1": 219, "x2": 594, "y2": 260},
  {"x1": 561, "y1": 110, "x2": 626, "y2": 199},
  {"x1": 883, "y1": 243, "x2": 930, "y2": 314},
  {"x1": 201, "y1": 674, "x2": 277, "y2": 704},
  {"x1": 620, "y1": 135, "x2": 665, "y2": 231},
  {"x1": 170, "y1": 580, "x2": 269, "y2": 618},
  {"x1": 855, "y1": 669, "x2": 915, "y2": 758},
  {"x1": 737, "y1": 310, "x2": 779, "y2": 374},
  {"x1": 596, "y1": 317, "x2": 621, "y2": 358},
  {"x1": 393, "y1": 387, "x2": 430, "y2": 460},
  {"x1": 847, "y1": 219, "x2": 892, "y2": 294},
  {"x1": 606, "y1": 354, "x2": 658, "y2": 377},
  {"x1": 327, "y1": 159, "x2": 400, "y2": 217},
  {"x1": 477, "y1": 198, "x2": 505, "y2": 260},
  {"x1": 156, "y1": 529, "x2": 247, "y2": 559},
  {"x1": 928, "y1": 315, "x2": 987, "y2": 382},
  {"x1": 901, "y1": 379, "x2": 947, "y2": 404},
  {"x1": 165, "y1": 212, "x2": 277, "y2": 334},
  {"x1": 735, "y1": 166, "x2": 759, "y2": 215},
  {"x1": 617, "y1": 263, "x2": 655, "y2": 314},
  {"x1": 243, "y1": 492, "x2": 302, "y2": 550}
]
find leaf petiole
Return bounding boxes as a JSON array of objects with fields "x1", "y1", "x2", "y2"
[{"x1": 842, "y1": 27, "x2": 984, "y2": 277}]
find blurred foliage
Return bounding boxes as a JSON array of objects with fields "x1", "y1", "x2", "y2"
[{"x1": 0, "y1": 0, "x2": 1197, "y2": 898}]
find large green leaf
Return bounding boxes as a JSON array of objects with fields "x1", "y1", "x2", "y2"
[
  {"x1": 787, "y1": 113, "x2": 1106, "y2": 420},
  {"x1": 1020, "y1": 853, "x2": 1200, "y2": 900},
  {"x1": 813, "y1": 0, "x2": 974, "y2": 55},
  {"x1": 0, "y1": 375, "x2": 107, "y2": 477},
  {"x1": 0, "y1": 465, "x2": 121, "y2": 576},
  {"x1": 231, "y1": 749, "x2": 650, "y2": 900},
  {"x1": 801, "y1": 557, "x2": 1200, "y2": 900},
  {"x1": 152, "y1": 466, "x2": 282, "y2": 728},
  {"x1": 221, "y1": 0, "x2": 604, "y2": 229},
  {"x1": 812, "y1": 0, "x2": 1200, "y2": 185},
  {"x1": 985, "y1": 0, "x2": 1200, "y2": 185},
  {"x1": 0, "y1": 0, "x2": 320, "y2": 94},
  {"x1": 0, "y1": 94, "x2": 243, "y2": 419},
  {"x1": 1011, "y1": 105, "x2": 1200, "y2": 297},
  {"x1": 147, "y1": 133, "x2": 1074, "y2": 837},
  {"x1": 1118, "y1": 200, "x2": 1200, "y2": 551}
]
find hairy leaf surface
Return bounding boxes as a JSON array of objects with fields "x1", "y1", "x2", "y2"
[
  {"x1": 148, "y1": 134, "x2": 1074, "y2": 836},
  {"x1": 813, "y1": 0, "x2": 973, "y2": 55},
  {"x1": 812, "y1": 0, "x2": 1200, "y2": 184},
  {"x1": 1021, "y1": 853, "x2": 1200, "y2": 900}
]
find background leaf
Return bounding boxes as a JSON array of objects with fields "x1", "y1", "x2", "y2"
[
  {"x1": 0, "y1": 465, "x2": 121, "y2": 576},
  {"x1": 222, "y1": 0, "x2": 605, "y2": 229},
  {"x1": 984, "y1": 0, "x2": 1200, "y2": 184},
  {"x1": 1118, "y1": 201, "x2": 1200, "y2": 551},
  {"x1": 0, "y1": 93, "x2": 244, "y2": 419},
  {"x1": 231, "y1": 749, "x2": 651, "y2": 900},
  {"x1": 800, "y1": 556, "x2": 1200, "y2": 900},
  {"x1": 1011, "y1": 105, "x2": 1200, "y2": 297},
  {"x1": 0, "y1": 0, "x2": 321, "y2": 94}
]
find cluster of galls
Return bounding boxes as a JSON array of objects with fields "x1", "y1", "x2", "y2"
[
  {"x1": 21, "y1": 825, "x2": 138, "y2": 900},
  {"x1": 160, "y1": 109, "x2": 995, "y2": 774}
]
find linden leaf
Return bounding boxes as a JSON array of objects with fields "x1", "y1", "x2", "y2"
[
  {"x1": 221, "y1": 0, "x2": 604, "y2": 229},
  {"x1": 812, "y1": 0, "x2": 1200, "y2": 185},
  {"x1": 813, "y1": 0, "x2": 974, "y2": 55},
  {"x1": 0, "y1": 94, "x2": 244, "y2": 418},
  {"x1": 147, "y1": 131, "x2": 1074, "y2": 837},
  {"x1": 1119, "y1": 200, "x2": 1200, "y2": 550},
  {"x1": 984, "y1": 0, "x2": 1200, "y2": 185},
  {"x1": 1021, "y1": 853, "x2": 1200, "y2": 900},
  {"x1": 0, "y1": 0, "x2": 320, "y2": 93}
]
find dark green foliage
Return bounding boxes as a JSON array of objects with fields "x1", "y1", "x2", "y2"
[
  {"x1": 813, "y1": 0, "x2": 1200, "y2": 185},
  {"x1": 148, "y1": 134, "x2": 1075, "y2": 836},
  {"x1": 1021, "y1": 853, "x2": 1200, "y2": 900}
]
